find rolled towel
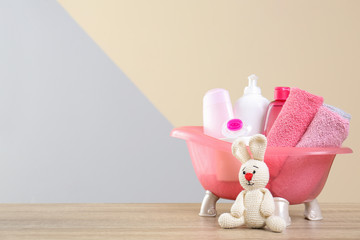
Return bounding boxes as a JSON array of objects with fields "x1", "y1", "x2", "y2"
[
  {"x1": 323, "y1": 103, "x2": 351, "y2": 120},
  {"x1": 271, "y1": 105, "x2": 350, "y2": 202},
  {"x1": 267, "y1": 88, "x2": 324, "y2": 147},
  {"x1": 296, "y1": 104, "x2": 350, "y2": 147}
]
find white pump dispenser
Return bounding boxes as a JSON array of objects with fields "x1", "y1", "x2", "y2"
[
  {"x1": 234, "y1": 74, "x2": 269, "y2": 136},
  {"x1": 244, "y1": 74, "x2": 261, "y2": 94}
]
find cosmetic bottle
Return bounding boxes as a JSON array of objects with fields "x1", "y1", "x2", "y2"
[
  {"x1": 263, "y1": 87, "x2": 290, "y2": 136},
  {"x1": 234, "y1": 74, "x2": 269, "y2": 136}
]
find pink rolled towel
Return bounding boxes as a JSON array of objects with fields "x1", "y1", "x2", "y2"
[
  {"x1": 267, "y1": 88, "x2": 323, "y2": 147},
  {"x1": 271, "y1": 105, "x2": 350, "y2": 201},
  {"x1": 296, "y1": 105, "x2": 350, "y2": 147}
]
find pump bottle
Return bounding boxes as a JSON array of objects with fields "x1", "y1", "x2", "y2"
[{"x1": 233, "y1": 74, "x2": 269, "y2": 136}]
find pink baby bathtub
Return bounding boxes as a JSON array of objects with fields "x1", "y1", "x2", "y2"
[{"x1": 171, "y1": 126, "x2": 352, "y2": 221}]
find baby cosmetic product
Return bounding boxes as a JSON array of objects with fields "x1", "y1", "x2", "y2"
[
  {"x1": 221, "y1": 118, "x2": 251, "y2": 143},
  {"x1": 203, "y1": 88, "x2": 234, "y2": 138},
  {"x1": 263, "y1": 87, "x2": 290, "y2": 136},
  {"x1": 234, "y1": 74, "x2": 269, "y2": 136},
  {"x1": 222, "y1": 118, "x2": 250, "y2": 138}
]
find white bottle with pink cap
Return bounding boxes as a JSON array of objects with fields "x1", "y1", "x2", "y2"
[{"x1": 203, "y1": 88, "x2": 234, "y2": 138}]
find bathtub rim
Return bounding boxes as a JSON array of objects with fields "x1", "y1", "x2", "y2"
[{"x1": 171, "y1": 126, "x2": 353, "y2": 156}]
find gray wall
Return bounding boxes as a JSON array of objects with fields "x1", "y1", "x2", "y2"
[{"x1": 0, "y1": 0, "x2": 204, "y2": 202}]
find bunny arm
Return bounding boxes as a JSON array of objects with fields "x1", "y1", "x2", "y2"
[
  {"x1": 260, "y1": 188, "x2": 275, "y2": 217},
  {"x1": 231, "y1": 190, "x2": 246, "y2": 218}
]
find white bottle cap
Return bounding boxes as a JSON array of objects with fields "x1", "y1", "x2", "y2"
[
  {"x1": 244, "y1": 74, "x2": 261, "y2": 95},
  {"x1": 203, "y1": 88, "x2": 232, "y2": 106}
]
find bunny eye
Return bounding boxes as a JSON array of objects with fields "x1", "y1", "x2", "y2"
[
  {"x1": 253, "y1": 170, "x2": 256, "y2": 174},
  {"x1": 242, "y1": 171, "x2": 246, "y2": 175}
]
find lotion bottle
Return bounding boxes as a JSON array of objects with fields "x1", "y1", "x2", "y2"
[{"x1": 234, "y1": 74, "x2": 269, "y2": 136}]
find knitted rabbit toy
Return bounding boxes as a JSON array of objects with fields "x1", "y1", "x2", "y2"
[{"x1": 218, "y1": 134, "x2": 286, "y2": 233}]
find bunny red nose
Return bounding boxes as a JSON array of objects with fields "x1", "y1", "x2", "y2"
[{"x1": 245, "y1": 173, "x2": 253, "y2": 181}]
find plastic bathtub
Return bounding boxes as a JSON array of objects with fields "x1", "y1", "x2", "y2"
[{"x1": 171, "y1": 126, "x2": 352, "y2": 222}]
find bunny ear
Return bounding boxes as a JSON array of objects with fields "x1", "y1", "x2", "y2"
[
  {"x1": 232, "y1": 137, "x2": 251, "y2": 164},
  {"x1": 249, "y1": 134, "x2": 267, "y2": 161}
]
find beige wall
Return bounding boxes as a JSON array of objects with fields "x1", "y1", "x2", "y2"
[{"x1": 59, "y1": 0, "x2": 360, "y2": 203}]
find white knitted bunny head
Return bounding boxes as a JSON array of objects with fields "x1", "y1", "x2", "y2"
[{"x1": 232, "y1": 134, "x2": 269, "y2": 191}]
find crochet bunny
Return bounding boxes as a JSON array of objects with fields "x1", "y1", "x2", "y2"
[{"x1": 218, "y1": 134, "x2": 286, "y2": 233}]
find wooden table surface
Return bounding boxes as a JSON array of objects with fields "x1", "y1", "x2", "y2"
[{"x1": 0, "y1": 203, "x2": 359, "y2": 239}]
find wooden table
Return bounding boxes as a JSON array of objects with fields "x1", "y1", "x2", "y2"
[{"x1": 0, "y1": 203, "x2": 359, "y2": 239}]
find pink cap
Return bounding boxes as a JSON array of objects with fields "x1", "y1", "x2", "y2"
[
  {"x1": 274, "y1": 87, "x2": 290, "y2": 101},
  {"x1": 227, "y1": 119, "x2": 243, "y2": 131}
]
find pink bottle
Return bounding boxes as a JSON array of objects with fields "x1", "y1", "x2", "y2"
[{"x1": 263, "y1": 87, "x2": 290, "y2": 136}]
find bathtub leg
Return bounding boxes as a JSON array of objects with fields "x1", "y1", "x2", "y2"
[
  {"x1": 199, "y1": 190, "x2": 219, "y2": 217},
  {"x1": 304, "y1": 199, "x2": 323, "y2": 221},
  {"x1": 274, "y1": 197, "x2": 291, "y2": 226}
]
